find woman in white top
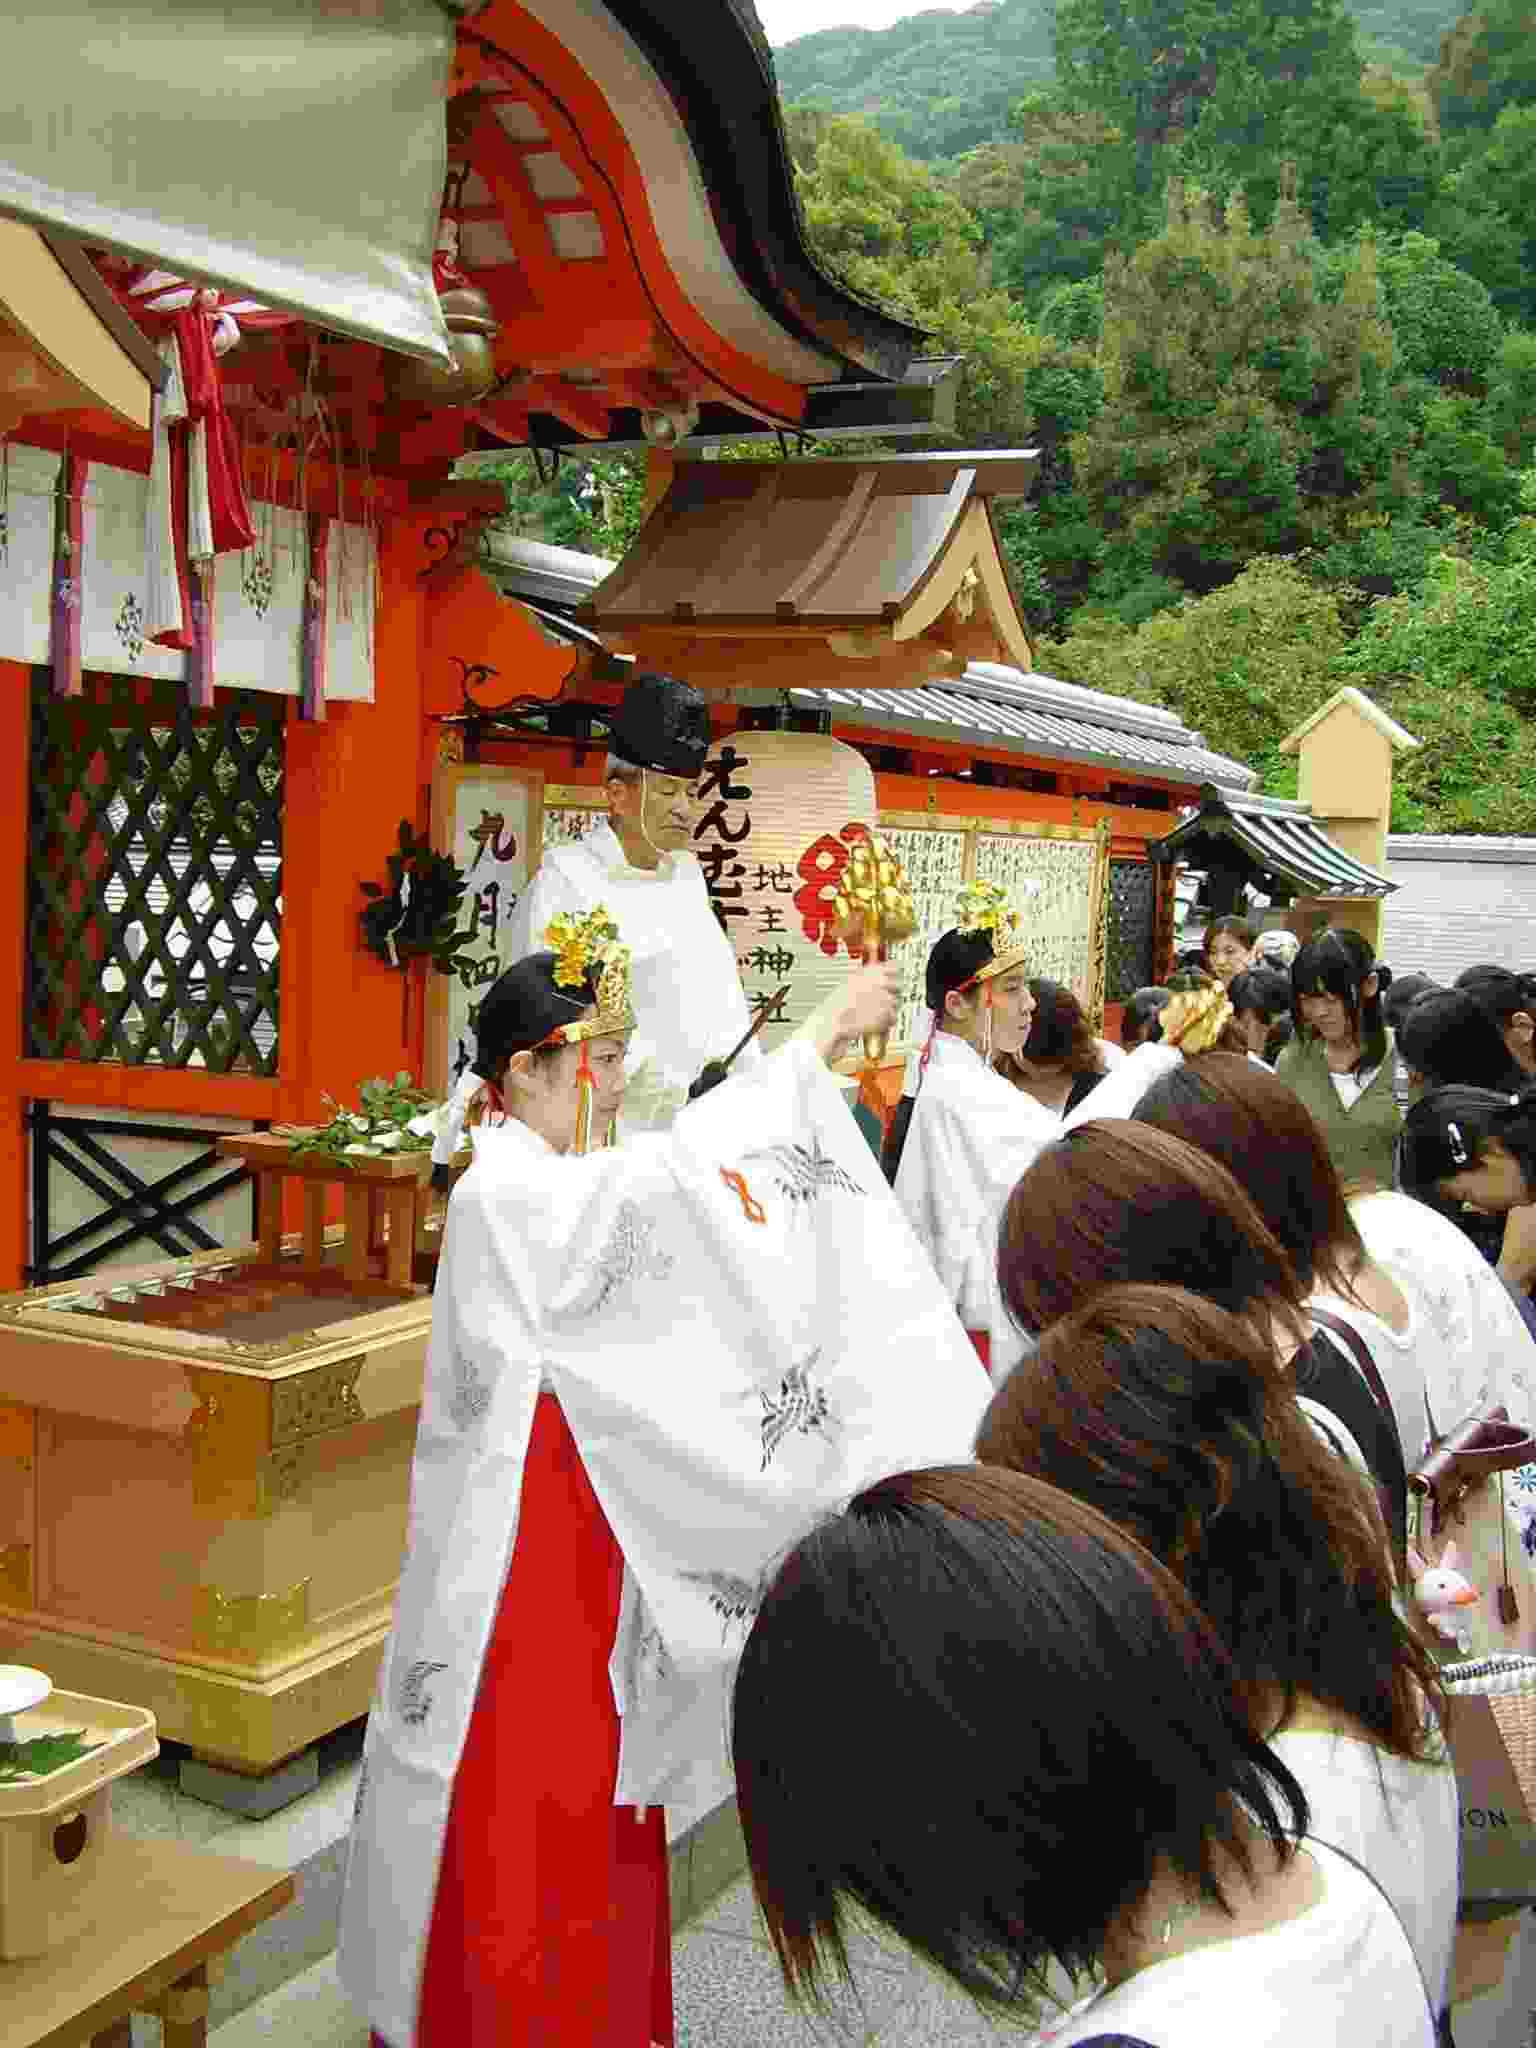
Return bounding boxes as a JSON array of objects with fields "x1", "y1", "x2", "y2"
[
  {"x1": 976, "y1": 1284, "x2": 1456, "y2": 2017},
  {"x1": 730, "y1": 1464, "x2": 1434, "y2": 2048}
]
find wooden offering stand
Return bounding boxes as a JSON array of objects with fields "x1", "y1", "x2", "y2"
[{"x1": 215, "y1": 1133, "x2": 433, "y2": 1291}]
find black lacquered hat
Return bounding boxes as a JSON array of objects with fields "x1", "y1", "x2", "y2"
[{"x1": 608, "y1": 670, "x2": 711, "y2": 779}]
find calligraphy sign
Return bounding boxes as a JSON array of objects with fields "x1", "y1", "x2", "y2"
[{"x1": 424, "y1": 761, "x2": 544, "y2": 1096}]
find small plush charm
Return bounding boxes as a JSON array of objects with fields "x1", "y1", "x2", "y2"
[{"x1": 1410, "y1": 1541, "x2": 1480, "y2": 1650}]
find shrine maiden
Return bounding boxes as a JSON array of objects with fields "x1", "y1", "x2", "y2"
[
  {"x1": 504, "y1": 668, "x2": 757, "y2": 1129},
  {"x1": 885, "y1": 881, "x2": 1226, "y2": 1375},
  {"x1": 339, "y1": 912, "x2": 991, "y2": 2048}
]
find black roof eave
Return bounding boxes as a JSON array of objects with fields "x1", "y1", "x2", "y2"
[
  {"x1": 599, "y1": 1, "x2": 927, "y2": 383},
  {"x1": 1150, "y1": 809, "x2": 1395, "y2": 898}
]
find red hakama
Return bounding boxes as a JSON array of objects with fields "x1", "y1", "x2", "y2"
[
  {"x1": 967, "y1": 1329, "x2": 992, "y2": 1374},
  {"x1": 377, "y1": 1393, "x2": 674, "y2": 2046}
]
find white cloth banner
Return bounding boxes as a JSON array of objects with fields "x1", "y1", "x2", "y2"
[
  {"x1": 68, "y1": 458, "x2": 376, "y2": 699},
  {"x1": 338, "y1": 1037, "x2": 991, "y2": 2048},
  {"x1": 322, "y1": 518, "x2": 376, "y2": 703},
  {"x1": 0, "y1": 443, "x2": 60, "y2": 665}
]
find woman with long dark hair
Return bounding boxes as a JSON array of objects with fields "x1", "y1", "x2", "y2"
[
  {"x1": 1276, "y1": 927, "x2": 1401, "y2": 1191},
  {"x1": 731, "y1": 1465, "x2": 1434, "y2": 2045},
  {"x1": 977, "y1": 1285, "x2": 1455, "y2": 2011},
  {"x1": 1130, "y1": 1053, "x2": 1536, "y2": 1465},
  {"x1": 995, "y1": 1120, "x2": 1409, "y2": 1560}
]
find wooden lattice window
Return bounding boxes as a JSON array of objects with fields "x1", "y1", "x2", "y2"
[
  {"x1": 1106, "y1": 859, "x2": 1158, "y2": 1004},
  {"x1": 26, "y1": 673, "x2": 283, "y2": 1074}
]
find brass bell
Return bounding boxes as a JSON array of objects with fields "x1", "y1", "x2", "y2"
[{"x1": 387, "y1": 280, "x2": 500, "y2": 408}]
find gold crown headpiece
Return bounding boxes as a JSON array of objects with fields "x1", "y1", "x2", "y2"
[
  {"x1": 542, "y1": 906, "x2": 635, "y2": 1045},
  {"x1": 953, "y1": 876, "x2": 1036, "y2": 986}
]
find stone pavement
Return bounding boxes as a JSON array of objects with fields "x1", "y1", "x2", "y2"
[{"x1": 198, "y1": 1873, "x2": 1023, "y2": 2046}]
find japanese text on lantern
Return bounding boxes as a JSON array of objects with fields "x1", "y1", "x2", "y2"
[{"x1": 695, "y1": 745, "x2": 784, "y2": 1018}]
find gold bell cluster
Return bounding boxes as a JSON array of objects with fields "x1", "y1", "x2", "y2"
[{"x1": 832, "y1": 831, "x2": 918, "y2": 959}]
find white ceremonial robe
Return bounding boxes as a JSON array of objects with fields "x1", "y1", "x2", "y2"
[
  {"x1": 505, "y1": 821, "x2": 757, "y2": 1129},
  {"x1": 893, "y1": 1034, "x2": 1183, "y2": 1374},
  {"x1": 338, "y1": 1037, "x2": 990, "y2": 2048}
]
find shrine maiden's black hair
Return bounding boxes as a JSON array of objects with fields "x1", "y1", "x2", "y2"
[
  {"x1": 1122, "y1": 986, "x2": 1172, "y2": 1048},
  {"x1": 1396, "y1": 988, "x2": 1526, "y2": 1094},
  {"x1": 880, "y1": 928, "x2": 998, "y2": 1184},
  {"x1": 1290, "y1": 928, "x2": 1388, "y2": 1075},
  {"x1": 472, "y1": 952, "x2": 600, "y2": 1084},
  {"x1": 731, "y1": 1464, "x2": 1306, "y2": 2018},
  {"x1": 1400, "y1": 1083, "x2": 1536, "y2": 1202}
]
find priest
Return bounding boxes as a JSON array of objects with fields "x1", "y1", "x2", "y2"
[{"x1": 504, "y1": 669, "x2": 757, "y2": 1130}]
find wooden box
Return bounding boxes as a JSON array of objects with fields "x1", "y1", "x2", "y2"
[
  {"x1": 0, "y1": 1687, "x2": 157, "y2": 1959},
  {"x1": 0, "y1": 1239, "x2": 433, "y2": 1774}
]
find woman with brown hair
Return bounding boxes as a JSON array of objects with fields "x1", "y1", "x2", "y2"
[
  {"x1": 976, "y1": 1285, "x2": 1455, "y2": 2015},
  {"x1": 1133, "y1": 1053, "x2": 1536, "y2": 1465},
  {"x1": 731, "y1": 1464, "x2": 1435, "y2": 2047},
  {"x1": 995, "y1": 1120, "x2": 1409, "y2": 1556},
  {"x1": 994, "y1": 976, "x2": 1112, "y2": 1116}
]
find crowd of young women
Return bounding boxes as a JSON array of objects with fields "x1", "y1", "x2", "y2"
[
  {"x1": 352, "y1": 875, "x2": 1536, "y2": 2048},
  {"x1": 733, "y1": 912, "x2": 1536, "y2": 2048}
]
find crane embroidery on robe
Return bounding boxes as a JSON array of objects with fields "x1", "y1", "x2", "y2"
[
  {"x1": 551, "y1": 1201, "x2": 674, "y2": 1323},
  {"x1": 739, "y1": 1137, "x2": 862, "y2": 1210},
  {"x1": 398, "y1": 1660, "x2": 449, "y2": 1728},
  {"x1": 447, "y1": 1350, "x2": 493, "y2": 1431},
  {"x1": 759, "y1": 1349, "x2": 836, "y2": 1470},
  {"x1": 684, "y1": 1566, "x2": 769, "y2": 1637}
]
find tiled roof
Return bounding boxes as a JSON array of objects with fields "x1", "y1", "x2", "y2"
[
  {"x1": 790, "y1": 663, "x2": 1255, "y2": 792},
  {"x1": 481, "y1": 538, "x2": 1256, "y2": 790},
  {"x1": 1154, "y1": 788, "x2": 1395, "y2": 898},
  {"x1": 1387, "y1": 835, "x2": 1536, "y2": 866}
]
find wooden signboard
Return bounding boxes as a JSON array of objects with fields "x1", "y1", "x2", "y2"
[
  {"x1": 424, "y1": 762, "x2": 543, "y2": 1097},
  {"x1": 876, "y1": 813, "x2": 1111, "y2": 1043}
]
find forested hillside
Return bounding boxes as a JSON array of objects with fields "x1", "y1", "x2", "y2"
[
  {"x1": 766, "y1": 0, "x2": 1536, "y2": 831},
  {"x1": 772, "y1": 0, "x2": 1462, "y2": 162},
  {"x1": 486, "y1": 0, "x2": 1536, "y2": 829}
]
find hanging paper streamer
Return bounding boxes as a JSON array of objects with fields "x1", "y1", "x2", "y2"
[
  {"x1": 185, "y1": 559, "x2": 216, "y2": 710},
  {"x1": 301, "y1": 516, "x2": 329, "y2": 723},
  {"x1": 50, "y1": 454, "x2": 87, "y2": 698}
]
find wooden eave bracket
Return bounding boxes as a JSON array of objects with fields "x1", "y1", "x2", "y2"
[
  {"x1": 582, "y1": 451, "x2": 1036, "y2": 688},
  {"x1": 0, "y1": 221, "x2": 154, "y2": 433}
]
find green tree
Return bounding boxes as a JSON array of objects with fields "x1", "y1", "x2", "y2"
[
  {"x1": 1068, "y1": 179, "x2": 1396, "y2": 597},
  {"x1": 1486, "y1": 330, "x2": 1536, "y2": 465},
  {"x1": 1038, "y1": 557, "x2": 1355, "y2": 784},
  {"x1": 1429, "y1": 0, "x2": 1536, "y2": 157},
  {"x1": 1434, "y1": 105, "x2": 1536, "y2": 324},
  {"x1": 1361, "y1": 231, "x2": 1504, "y2": 391}
]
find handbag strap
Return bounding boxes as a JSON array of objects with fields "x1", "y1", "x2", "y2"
[{"x1": 1308, "y1": 1307, "x2": 1400, "y2": 1452}]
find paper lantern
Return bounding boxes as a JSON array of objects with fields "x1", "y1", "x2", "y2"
[{"x1": 696, "y1": 729, "x2": 877, "y2": 1053}]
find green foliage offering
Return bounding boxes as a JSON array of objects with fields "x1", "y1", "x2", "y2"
[
  {"x1": 0, "y1": 1731, "x2": 103, "y2": 1782},
  {"x1": 359, "y1": 823, "x2": 477, "y2": 979},
  {"x1": 286, "y1": 1074, "x2": 439, "y2": 1165}
]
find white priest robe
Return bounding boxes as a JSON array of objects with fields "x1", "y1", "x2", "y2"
[
  {"x1": 893, "y1": 1033, "x2": 1183, "y2": 1376},
  {"x1": 338, "y1": 1037, "x2": 991, "y2": 2048},
  {"x1": 505, "y1": 821, "x2": 757, "y2": 1129}
]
